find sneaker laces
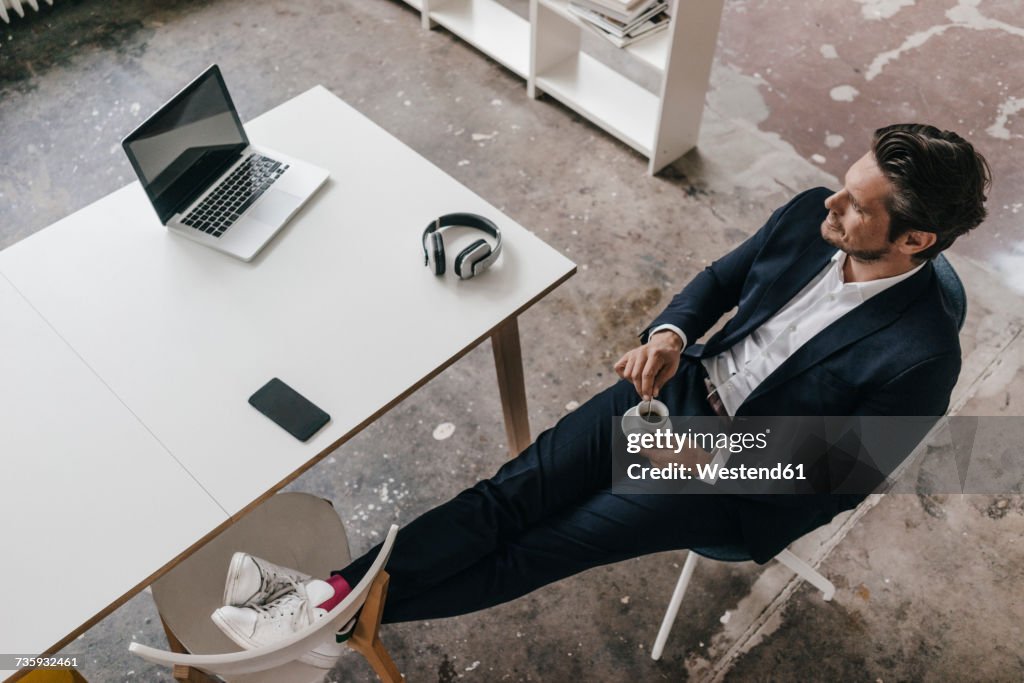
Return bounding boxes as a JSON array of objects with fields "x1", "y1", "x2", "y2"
[
  {"x1": 254, "y1": 557, "x2": 306, "y2": 603},
  {"x1": 252, "y1": 577, "x2": 317, "y2": 632}
]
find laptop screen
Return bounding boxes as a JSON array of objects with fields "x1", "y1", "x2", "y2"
[{"x1": 122, "y1": 65, "x2": 249, "y2": 224}]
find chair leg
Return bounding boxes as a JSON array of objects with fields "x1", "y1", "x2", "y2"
[
  {"x1": 160, "y1": 614, "x2": 189, "y2": 655},
  {"x1": 348, "y1": 571, "x2": 403, "y2": 682},
  {"x1": 159, "y1": 615, "x2": 219, "y2": 683},
  {"x1": 170, "y1": 665, "x2": 220, "y2": 683},
  {"x1": 18, "y1": 671, "x2": 88, "y2": 683},
  {"x1": 775, "y1": 549, "x2": 835, "y2": 601},
  {"x1": 651, "y1": 551, "x2": 700, "y2": 661}
]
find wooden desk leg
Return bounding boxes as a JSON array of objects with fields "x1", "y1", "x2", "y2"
[
  {"x1": 491, "y1": 317, "x2": 531, "y2": 459},
  {"x1": 348, "y1": 571, "x2": 403, "y2": 682}
]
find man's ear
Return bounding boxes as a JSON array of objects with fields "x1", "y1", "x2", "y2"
[{"x1": 899, "y1": 229, "x2": 938, "y2": 257}]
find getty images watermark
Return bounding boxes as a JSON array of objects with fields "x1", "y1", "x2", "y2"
[{"x1": 611, "y1": 415, "x2": 1024, "y2": 496}]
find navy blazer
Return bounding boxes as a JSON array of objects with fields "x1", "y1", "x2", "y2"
[{"x1": 646, "y1": 187, "x2": 963, "y2": 561}]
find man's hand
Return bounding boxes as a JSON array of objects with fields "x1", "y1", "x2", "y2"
[{"x1": 614, "y1": 330, "x2": 683, "y2": 401}]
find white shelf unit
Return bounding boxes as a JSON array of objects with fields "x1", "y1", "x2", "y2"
[
  {"x1": 421, "y1": 0, "x2": 531, "y2": 78},
  {"x1": 395, "y1": 0, "x2": 724, "y2": 175},
  {"x1": 532, "y1": 0, "x2": 724, "y2": 174},
  {"x1": 534, "y1": 0, "x2": 671, "y2": 70},
  {"x1": 533, "y1": 51, "x2": 659, "y2": 156}
]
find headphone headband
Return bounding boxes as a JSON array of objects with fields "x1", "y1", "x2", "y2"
[{"x1": 422, "y1": 212, "x2": 503, "y2": 279}]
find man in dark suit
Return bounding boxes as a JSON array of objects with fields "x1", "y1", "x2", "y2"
[{"x1": 211, "y1": 125, "x2": 992, "y2": 638}]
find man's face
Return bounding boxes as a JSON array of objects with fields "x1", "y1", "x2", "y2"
[{"x1": 821, "y1": 153, "x2": 895, "y2": 261}]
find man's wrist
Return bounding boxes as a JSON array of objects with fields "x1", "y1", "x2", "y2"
[
  {"x1": 650, "y1": 329, "x2": 684, "y2": 353},
  {"x1": 647, "y1": 324, "x2": 687, "y2": 352}
]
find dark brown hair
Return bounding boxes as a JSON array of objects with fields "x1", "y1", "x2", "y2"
[{"x1": 872, "y1": 124, "x2": 992, "y2": 261}]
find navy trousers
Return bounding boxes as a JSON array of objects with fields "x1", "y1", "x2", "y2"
[{"x1": 336, "y1": 360, "x2": 750, "y2": 623}]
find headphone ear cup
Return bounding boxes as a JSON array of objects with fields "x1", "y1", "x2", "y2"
[
  {"x1": 431, "y1": 233, "x2": 446, "y2": 276},
  {"x1": 454, "y1": 239, "x2": 490, "y2": 279},
  {"x1": 473, "y1": 243, "x2": 493, "y2": 276}
]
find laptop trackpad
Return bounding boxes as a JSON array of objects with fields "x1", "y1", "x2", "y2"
[{"x1": 247, "y1": 190, "x2": 302, "y2": 226}]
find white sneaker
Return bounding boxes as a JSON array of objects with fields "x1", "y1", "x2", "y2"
[
  {"x1": 211, "y1": 579, "x2": 344, "y2": 668},
  {"x1": 222, "y1": 552, "x2": 311, "y2": 607}
]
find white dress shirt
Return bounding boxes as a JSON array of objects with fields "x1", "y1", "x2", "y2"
[{"x1": 651, "y1": 251, "x2": 925, "y2": 416}]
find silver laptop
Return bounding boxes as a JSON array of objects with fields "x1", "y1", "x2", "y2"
[{"x1": 122, "y1": 65, "x2": 328, "y2": 261}]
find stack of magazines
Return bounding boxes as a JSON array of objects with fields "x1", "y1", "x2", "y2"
[{"x1": 568, "y1": 0, "x2": 670, "y2": 48}]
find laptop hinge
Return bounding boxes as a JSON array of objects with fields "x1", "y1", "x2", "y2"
[{"x1": 171, "y1": 148, "x2": 246, "y2": 219}]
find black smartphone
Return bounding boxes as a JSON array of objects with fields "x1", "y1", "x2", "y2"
[{"x1": 248, "y1": 378, "x2": 330, "y2": 442}]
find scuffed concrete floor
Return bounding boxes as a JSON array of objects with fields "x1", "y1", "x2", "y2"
[
  {"x1": 1, "y1": 0, "x2": 1022, "y2": 681},
  {"x1": 716, "y1": 0, "x2": 1024, "y2": 291}
]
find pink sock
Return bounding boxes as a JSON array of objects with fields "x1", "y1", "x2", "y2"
[{"x1": 316, "y1": 575, "x2": 352, "y2": 611}]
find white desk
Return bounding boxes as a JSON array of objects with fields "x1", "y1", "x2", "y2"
[
  {"x1": 0, "y1": 86, "x2": 575, "y2": 679},
  {"x1": 0, "y1": 274, "x2": 229, "y2": 680}
]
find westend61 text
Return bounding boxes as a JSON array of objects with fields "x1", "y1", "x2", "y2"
[{"x1": 626, "y1": 462, "x2": 807, "y2": 481}]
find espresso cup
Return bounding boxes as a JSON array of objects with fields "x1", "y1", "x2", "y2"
[{"x1": 621, "y1": 398, "x2": 670, "y2": 437}]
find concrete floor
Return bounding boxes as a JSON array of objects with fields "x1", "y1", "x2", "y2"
[{"x1": 2, "y1": 0, "x2": 1022, "y2": 681}]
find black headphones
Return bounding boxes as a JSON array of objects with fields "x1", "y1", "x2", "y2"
[{"x1": 422, "y1": 213, "x2": 503, "y2": 280}]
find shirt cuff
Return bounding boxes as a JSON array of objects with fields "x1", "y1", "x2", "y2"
[{"x1": 648, "y1": 324, "x2": 687, "y2": 352}]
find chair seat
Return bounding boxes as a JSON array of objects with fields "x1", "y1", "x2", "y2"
[
  {"x1": 151, "y1": 492, "x2": 352, "y2": 657},
  {"x1": 691, "y1": 545, "x2": 751, "y2": 562}
]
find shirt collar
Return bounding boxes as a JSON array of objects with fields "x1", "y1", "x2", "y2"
[{"x1": 832, "y1": 250, "x2": 927, "y2": 300}]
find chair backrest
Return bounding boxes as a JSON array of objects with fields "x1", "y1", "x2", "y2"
[
  {"x1": 695, "y1": 257, "x2": 965, "y2": 565},
  {"x1": 130, "y1": 523, "x2": 399, "y2": 678},
  {"x1": 933, "y1": 253, "x2": 967, "y2": 331}
]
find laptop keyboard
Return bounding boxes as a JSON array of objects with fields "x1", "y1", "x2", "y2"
[{"x1": 181, "y1": 154, "x2": 289, "y2": 238}]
